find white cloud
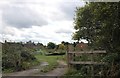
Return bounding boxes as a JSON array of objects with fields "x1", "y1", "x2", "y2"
[
  {"x1": 2, "y1": 3, "x2": 48, "y2": 28},
  {"x1": 0, "y1": 0, "x2": 86, "y2": 44}
]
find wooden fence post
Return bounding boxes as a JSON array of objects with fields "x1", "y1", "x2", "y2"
[
  {"x1": 66, "y1": 50, "x2": 106, "y2": 77},
  {"x1": 66, "y1": 43, "x2": 70, "y2": 68}
]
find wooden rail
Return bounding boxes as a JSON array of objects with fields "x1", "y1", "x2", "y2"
[
  {"x1": 66, "y1": 50, "x2": 107, "y2": 77},
  {"x1": 69, "y1": 61, "x2": 106, "y2": 65},
  {"x1": 68, "y1": 51, "x2": 106, "y2": 54},
  {"x1": 67, "y1": 50, "x2": 107, "y2": 67}
]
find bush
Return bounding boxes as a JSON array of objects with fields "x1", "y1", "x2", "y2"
[
  {"x1": 21, "y1": 51, "x2": 36, "y2": 61},
  {"x1": 102, "y1": 53, "x2": 120, "y2": 63},
  {"x1": 47, "y1": 42, "x2": 56, "y2": 49},
  {"x1": 2, "y1": 42, "x2": 38, "y2": 72}
]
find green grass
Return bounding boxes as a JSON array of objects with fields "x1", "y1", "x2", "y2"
[
  {"x1": 3, "y1": 60, "x2": 39, "y2": 73},
  {"x1": 35, "y1": 54, "x2": 65, "y2": 72},
  {"x1": 21, "y1": 60, "x2": 39, "y2": 69},
  {"x1": 2, "y1": 68, "x2": 14, "y2": 73},
  {"x1": 64, "y1": 68, "x2": 86, "y2": 78}
]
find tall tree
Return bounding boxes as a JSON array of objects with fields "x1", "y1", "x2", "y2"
[
  {"x1": 73, "y1": 2, "x2": 120, "y2": 52},
  {"x1": 47, "y1": 42, "x2": 56, "y2": 49},
  {"x1": 73, "y1": 2, "x2": 120, "y2": 77}
]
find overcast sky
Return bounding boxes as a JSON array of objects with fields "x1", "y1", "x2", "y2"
[{"x1": 0, "y1": 0, "x2": 86, "y2": 45}]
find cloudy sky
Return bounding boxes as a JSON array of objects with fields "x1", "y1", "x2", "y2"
[{"x1": 0, "y1": 0, "x2": 85, "y2": 45}]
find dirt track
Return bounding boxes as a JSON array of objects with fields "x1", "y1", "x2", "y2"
[{"x1": 2, "y1": 61, "x2": 67, "y2": 76}]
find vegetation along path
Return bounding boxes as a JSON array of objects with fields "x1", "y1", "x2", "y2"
[{"x1": 3, "y1": 60, "x2": 67, "y2": 76}]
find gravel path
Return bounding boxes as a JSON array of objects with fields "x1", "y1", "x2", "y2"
[{"x1": 2, "y1": 61, "x2": 67, "y2": 77}]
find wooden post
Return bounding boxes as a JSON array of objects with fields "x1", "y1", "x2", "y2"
[
  {"x1": 91, "y1": 65, "x2": 94, "y2": 78},
  {"x1": 66, "y1": 43, "x2": 70, "y2": 68},
  {"x1": 69, "y1": 53, "x2": 72, "y2": 68},
  {"x1": 100, "y1": 65, "x2": 103, "y2": 77},
  {"x1": 91, "y1": 50, "x2": 94, "y2": 78}
]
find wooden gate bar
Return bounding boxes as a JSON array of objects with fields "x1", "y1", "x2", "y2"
[
  {"x1": 69, "y1": 61, "x2": 106, "y2": 65},
  {"x1": 67, "y1": 50, "x2": 107, "y2": 77},
  {"x1": 68, "y1": 51, "x2": 106, "y2": 54}
]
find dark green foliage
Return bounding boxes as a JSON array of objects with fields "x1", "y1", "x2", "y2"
[
  {"x1": 102, "y1": 53, "x2": 120, "y2": 64},
  {"x1": 21, "y1": 51, "x2": 36, "y2": 61},
  {"x1": 47, "y1": 42, "x2": 56, "y2": 49},
  {"x1": 45, "y1": 52, "x2": 65, "y2": 56},
  {"x1": 2, "y1": 42, "x2": 38, "y2": 72},
  {"x1": 72, "y1": 2, "x2": 120, "y2": 77},
  {"x1": 73, "y1": 2, "x2": 120, "y2": 51}
]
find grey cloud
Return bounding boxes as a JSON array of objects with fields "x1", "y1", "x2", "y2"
[
  {"x1": 21, "y1": 32, "x2": 49, "y2": 40},
  {"x1": 60, "y1": 3, "x2": 76, "y2": 20},
  {"x1": 2, "y1": 5, "x2": 48, "y2": 28},
  {"x1": 59, "y1": 1, "x2": 85, "y2": 20},
  {"x1": 56, "y1": 29, "x2": 73, "y2": 34},
  {"x1": 31, "y1": 32, "x2": 50, "y2": 39}
]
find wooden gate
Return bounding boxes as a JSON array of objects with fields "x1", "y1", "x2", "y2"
[{"x1": 66, "y1": 50, "x2": 107, "y2": 76}]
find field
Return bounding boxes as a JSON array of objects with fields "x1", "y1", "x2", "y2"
[{"x1": 35, "y1": 54, "x2": 65, "y2": 72}]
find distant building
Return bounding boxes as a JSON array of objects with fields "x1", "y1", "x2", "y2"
[{"x1": 76, "y1": 42, "x2": 88, "y2": 51}]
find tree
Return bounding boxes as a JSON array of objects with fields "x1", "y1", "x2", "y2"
[
  {"x1": 47, "y1": 42, "x2": 56, "y2": 49},
  {"x1": 72, "y1": 31, "x2": 80, "y2": 42},
  {"x1": 73, "y1": 2, "x2": 120, "y2": 51},
  {"x1": 2, "y1": 41, "x2": 37, "y2": 71},
  {"x1": 73, "y1": 2, "x2": 120, "y2": 77},
  {"x1": 58, "y1": 44, "x2": 65, "y2": 50}
]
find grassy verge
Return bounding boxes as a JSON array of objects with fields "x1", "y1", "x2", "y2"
[
  {"x1": 3, "y1": 60, "x2": 39, "y2": 73},
  {"x1": 35, "y1": 54, "x2": 65, "y2": 73},
  {"x1": 64, "y1": 68, "x2": 92, "y2": 78},
  {"x1": 64, "y1": 68, "x2": 84, "y2": 78}
]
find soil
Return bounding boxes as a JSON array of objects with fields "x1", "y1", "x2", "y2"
[{"x1": 2, "y1": 60, "x2": 67, "y2": 77}]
